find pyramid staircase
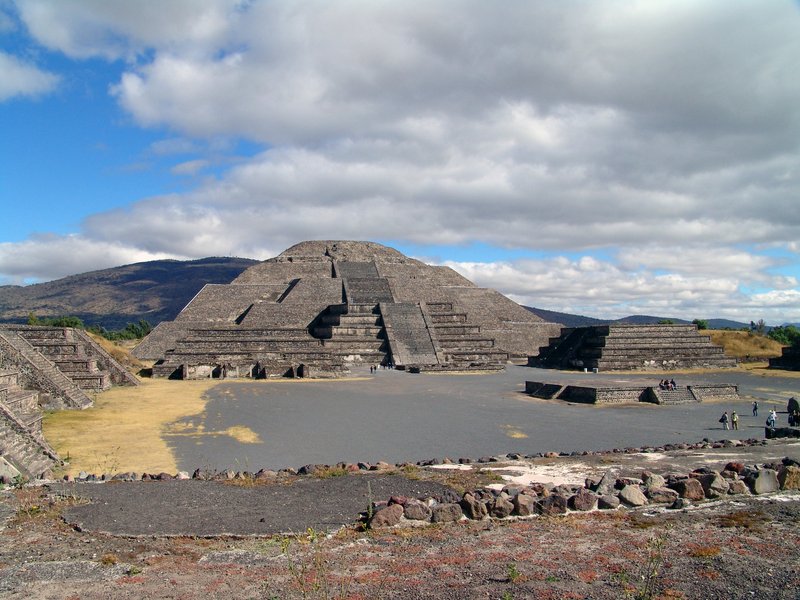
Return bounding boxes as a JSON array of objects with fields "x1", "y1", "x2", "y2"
[
  {"x1": 532, "y1": 324, "x2": 736, "y2": 371},
  {"x1": 0, "y1": 370, "x2": 60, "y2": 479}
]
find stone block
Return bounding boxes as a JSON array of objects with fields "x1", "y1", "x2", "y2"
[
  {"x1": 431, "y1": 503, "x2": 463, "y2": 523},
  {"x1": 745, "y1": 469, "x2": 779, "y2": 495},
  {"x1": 778, "y1": 465, "x2": 800, "y2": 490},
  {"x1": 669, "y1": 478, "x2": 705, "y2": 500}
]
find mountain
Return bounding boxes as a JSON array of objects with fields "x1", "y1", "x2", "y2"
[
  {"x1": 526, "y1": 308, "x2": 750, "y2": 330},
  {"x1": 0, "y1": 257, "x2": 258, "y2": 330},
  {"x1": 524, "y1": 307, "x2": 607, "y2": 328}
]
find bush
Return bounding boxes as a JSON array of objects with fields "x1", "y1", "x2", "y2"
[
  {"x1": 25, "y1": 315, "x2": 151, "y2": 341},
  {"x1": 768, "y1": 325, "x2": 800, "y2": 347},
  {"x1": 692, "y1": 319, "x2": 709, "y2": 330}
]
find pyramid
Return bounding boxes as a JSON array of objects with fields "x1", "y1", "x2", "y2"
[
  {"x1": 531, "y1": 324, "x2": 737, "y2": 371},
  {"x1": 134, "y1": 241, "x2": 560, "y2": 378}
]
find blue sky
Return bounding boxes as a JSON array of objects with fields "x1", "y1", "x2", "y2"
[{"x1": 1, "y1": 1, "x2": 799, "y2": 324}]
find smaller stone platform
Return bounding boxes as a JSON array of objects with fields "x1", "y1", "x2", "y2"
[{"x1": 525, "y1": 380, "x2": 739, "y2": 405}]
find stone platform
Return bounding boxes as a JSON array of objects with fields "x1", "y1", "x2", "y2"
[
  {"x1": 525, "y1": 380, "x2": 740, "y2": 405},
  {"x1": 531, "y1": 324, "x2": 737, "y2": 372}
]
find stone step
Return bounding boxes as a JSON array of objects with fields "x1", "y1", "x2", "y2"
[
  {"x1": 27, "y1": 341, "x2": 83, "y2": 356},
  {"x1": 54, "y1": 358, "x2": 99, "y2": 374},
  {"x1": 432, "y1": 324, "x2": 482, "y2": 335},
  {"x1": 70, "y1": 373, "x2": 112, "y2": 391},
  {"x1": 429, "y1": 313, "x2": 467, "y2": 324},
  {"x1": 437, "y1": 337, "x2": 495, "y2": 349},
  {"x1": 424, "y1": 302, "x2": 454, "y2": 313}
]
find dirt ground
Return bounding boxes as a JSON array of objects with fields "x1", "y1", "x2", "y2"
[{"x1": 1, "y1": 442, "x2": 798, "y2": 599}]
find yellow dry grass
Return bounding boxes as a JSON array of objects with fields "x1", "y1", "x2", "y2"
[
  {"x1": 43, "y1": 378, "x2": 219, "y2": 476},
  {"x1": 707, "y1": 330, "x2": 783, "y2": 360}
]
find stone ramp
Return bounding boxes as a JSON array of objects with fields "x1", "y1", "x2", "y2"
[
  {"x1": 343, "y1": 278, "x2": 394, "y2": 305},
  {"x1": 335, "y1": 261, "x2": 380, "y2": 279},
  {"x1": 381, "y1": 303, "x2": 438, "y2": 368}
]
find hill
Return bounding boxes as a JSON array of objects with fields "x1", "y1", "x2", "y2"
[{"x1": 0, "y1": 257, "x2": 257, "y2": 330}]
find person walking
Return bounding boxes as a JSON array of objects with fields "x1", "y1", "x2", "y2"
[
  {"x1": 767, "y1": 409, "x2": 777, "y2": 428},
  {"x1": 752, "y1": 401, "x2": 759, "y2": 416},
  {"x1": 719, "y1": 411, "x2": 729, "y2": 430},
  {"x1": 731, "y1": 410, "x2": 739, "y2": 430}
]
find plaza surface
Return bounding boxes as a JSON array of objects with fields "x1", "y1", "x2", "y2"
[{"x1": 164, "y1": 365, "x2": 799, "y2": 472}]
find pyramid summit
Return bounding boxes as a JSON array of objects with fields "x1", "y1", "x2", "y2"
[{"x1": 134, "y1": 240, "x2": 560, "y2": 378}]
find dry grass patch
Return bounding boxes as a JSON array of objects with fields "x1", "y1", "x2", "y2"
[
  {"x1": 44, "y1": 378, "x2": 220, "y2": 476},
  {"x1": 707, "y1": 330, "x2": 783, "y2": 360}
]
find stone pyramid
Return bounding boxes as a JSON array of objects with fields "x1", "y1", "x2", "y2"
[{"x1": 134, "y1": 241, "x2": 560, "y2": 378}]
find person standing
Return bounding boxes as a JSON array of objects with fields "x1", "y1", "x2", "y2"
[
  {"x1": 720, "y1": 411, "x2": 729, "y2": 430},
  {"x1": 752, "y1": 401, "x2": 759, "y2": 416},
  {"x1": 731, "y1": 411, "x2": 739, "y2": 430}
]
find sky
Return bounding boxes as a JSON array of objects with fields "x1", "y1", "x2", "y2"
[{"x1": 1, "y1": 1, "x2": 799, "y2": 324}]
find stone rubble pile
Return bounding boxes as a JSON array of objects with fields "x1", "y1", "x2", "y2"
[{"x1": 367, "y1": 456, "x2": 800, "y2": 529}]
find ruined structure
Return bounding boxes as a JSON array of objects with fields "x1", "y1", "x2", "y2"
[
  {"x1": 769, "y1": 345, "x2": 800, "y2": 371},
  {"x1": 0, "y1": 325, "x2": 139, "y2": 478},
  {"x1": 134, "y1": 241, "x2": 560, "y2": 378},
  {"x1": 524, "y1": 380, "x2": 740, "y2": 405},
  {"x1": 531, "y1": 324, "x2": 737, "y2": 371}
]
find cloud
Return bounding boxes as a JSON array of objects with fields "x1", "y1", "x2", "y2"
[
  {"x1": 444, "y1": 256, "x2": 800, "y2": 325},
  {"x1": 0, "y1": 50, "x2": 59, "y2": 100},
  {"x1": 0, "y1": 235, "x2": 178, "y2": 284},
  {"x1": 4, "y1": 1, "x2": 799, "y2": 323}
]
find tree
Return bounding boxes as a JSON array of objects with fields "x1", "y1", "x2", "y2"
[
  {"x1": 768, "y1": 325, "x2": 800, "y2": 346},
  {"x1": 692, "y1": 319, "x2": 709, "y2": 330},
  {"x1": 750, "y1": 319, "x2": 767, "y2": 335}
]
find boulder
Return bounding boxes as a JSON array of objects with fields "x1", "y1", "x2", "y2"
[
  {"x1": 512, "y1": 492, "x2": 537, "y2": 517},
  {"x1": 727, "y1": 479, "x2": 749, "y2": 495},
  {"x1": 431, "y1": 503, "x2": 463, "y2": 523},
  {"x1": 695, "y1": 473, "x2": 730, "y2": 498},
  {"x1": 778, "y1": 465, "x2": 800, "y2": 490},
  {"x1": 460, "y1": 493, "x2": 488, "y2": 520},
  {"x1": 369, "y1": 504, "x2": 404, "y2": 528},
  {"x1": 403, "y1": 499, "x2": 432, "y2": 521},
  {"x1": 745, "y1": 469, "x2": 780, "y2": 495},
  {"x1": 724, "y1": 462, "x2": 745, "y2": 474},
  {"x1": 668, "y1": 478, "x2": 705, "y2": 500},
  {"x1": 646, "y1": 487, "x2": 679, "y2": 504},
  {"x1": 641, "y1": 471, "x2": 666, "y2": 489},
  {"x1": 619, "y1": 485, "x2": 648, "y2": 507},
  {"x1": 568, "y1": 488, "x2": 597, "y2": 512},
  {"x1": 536, "y1": 494, "x2": 568, "y2": 516},
  {"x1": 490, "y1": 495, "x2": 515, "y2": 519},
  {"x1": 593, "y1": 470, "x2": 618, "y2": 496},
  {"x1": 597, "y1": 495, "x2": 621, "y2": 510}
]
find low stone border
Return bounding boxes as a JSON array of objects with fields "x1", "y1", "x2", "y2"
[{"x1": 366, "y1": 456, "x2": 800, "y2": 528}]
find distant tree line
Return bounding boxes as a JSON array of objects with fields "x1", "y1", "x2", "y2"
[
  {"x1": 26, "y1": 314, "x2": 152, "y2": 341},
  {"x1": 766, "y1": 324, "x2": 800, "y2": 348}
]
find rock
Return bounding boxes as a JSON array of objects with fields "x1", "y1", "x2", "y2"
[
  {"x1": 369, "y1": 504, "x2": 404, "y2": 528},
  {"x1": 568, "y1": 488, "x2": 597, "y2": 512},
  {"x1": 668, "y1": 478, "x2": 705, "y2": 500},
  {"x1": 778, "y1": 465, "x2": 800, "y2": 490},
  {"x1": 460, "y1": 493, "x2": 488, "y2": 520},
  {"x1": 431, "y1": 503, "x2": 463, "y2": 523},
  {"x1": 544, "y1": 451, "x2": 559, "y2": 458},
  {"x1": 669, "y1": 498, "x2": 690, "y2": 510},
  {"x1": 512, "y1": 492, "x2": 537, "y2": 516},
  {"x1": 529, "y1": 482, "x2": 553, "y2": 496},
  {"x1": 728, "y1": 479, "x2": 749, "y2": 495},
  {"x1": 646, "y1": 487, "x2": 679, "y2": 504},
  {"x1": 597, "y1": 495, "x2": 620, "y2": 510},
  {"x1": 388, "y1": 495, "x2": 408, "y2": 506},
  {"x1": 372, "y1": 461, "x2": 394, "y2": 471},
  {"x1": 156, "y1": 472, "x2": 174, "y2": 480},
  {"x1": 254, "y1": 469, "x2": 277, "y2": 480},
  {"x1": 593, "y1": 470, "x2": 617, "y2": 496},
  {"x1": 619, "y1": 485, "x2": 648, "y2": 507},
  {"x1": 745, "y1": 469, "x2": 780, "y2": 495},
  {"x1": 490, "y1": 495, "x2": 514, "y2": 519},
  {"x1": 403, "y1": 499, "x2": 432, "y2": 521},
  {"x1": 641, "y1": 471, "x2": 666, "y2": 489},
  {"x1": 298, "y1": 464, "x2": 323, "y2": 476},
  {"x1": 782, "y1": 457, "x2": 800, "y2": 468},
  {"x1": 536, "y1": 494, "x2": 568, "y2": 516},
  {"x1": 695, "y1": 473, "x2": 729, "y2": 498},
  {"x1": 175, "y1": 471, "x2": 190, "y2": 480}
]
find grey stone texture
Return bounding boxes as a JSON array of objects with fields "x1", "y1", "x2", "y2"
[
  {"x1": 136, "y1": 241, "x2": 559, "y2": 378},
  {"x1": 532, "y1": 324, "x2": 737, "y2": 372}
]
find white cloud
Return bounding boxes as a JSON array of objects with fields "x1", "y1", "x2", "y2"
[
  {"x1": 0, "y1": 235, "x2": 177, "y2": 283},
  {"x1": 0, "y1": 50, "x2": 58, "y2": 100},
  {"x1": 4, "y1": 1, "x2": 799, "y2": 323}
]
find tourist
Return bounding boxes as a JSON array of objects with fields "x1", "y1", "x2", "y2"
[
  {"x1": 719, "y1": 411, "x2": 729, "y2": 430},
  {"x1": 731, "y1": 411, "x2": 739, "y2": 430},
  {"x1": 669, "y1": 378, "x2": 676, "y2": 390},
  {"x1": 752, "y1": 401, "x2": 759, "y2": 417},
  {"x1": 767, "y1": 409, "x2": 777, "y2": 428}
]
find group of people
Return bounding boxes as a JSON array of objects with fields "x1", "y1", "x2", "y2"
[
  {"x1": 369, "y1": 361, "x2": 394, "y2": 374},
  {"x1": 719, "y1": 410, "x2": 740, "y2": 430},
  {"x1": 658, "y1": 378, "x2": 677, "y2": 390},
  {"x1": 723, "y1": 400, "x2": 798, "y2": 430}
]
